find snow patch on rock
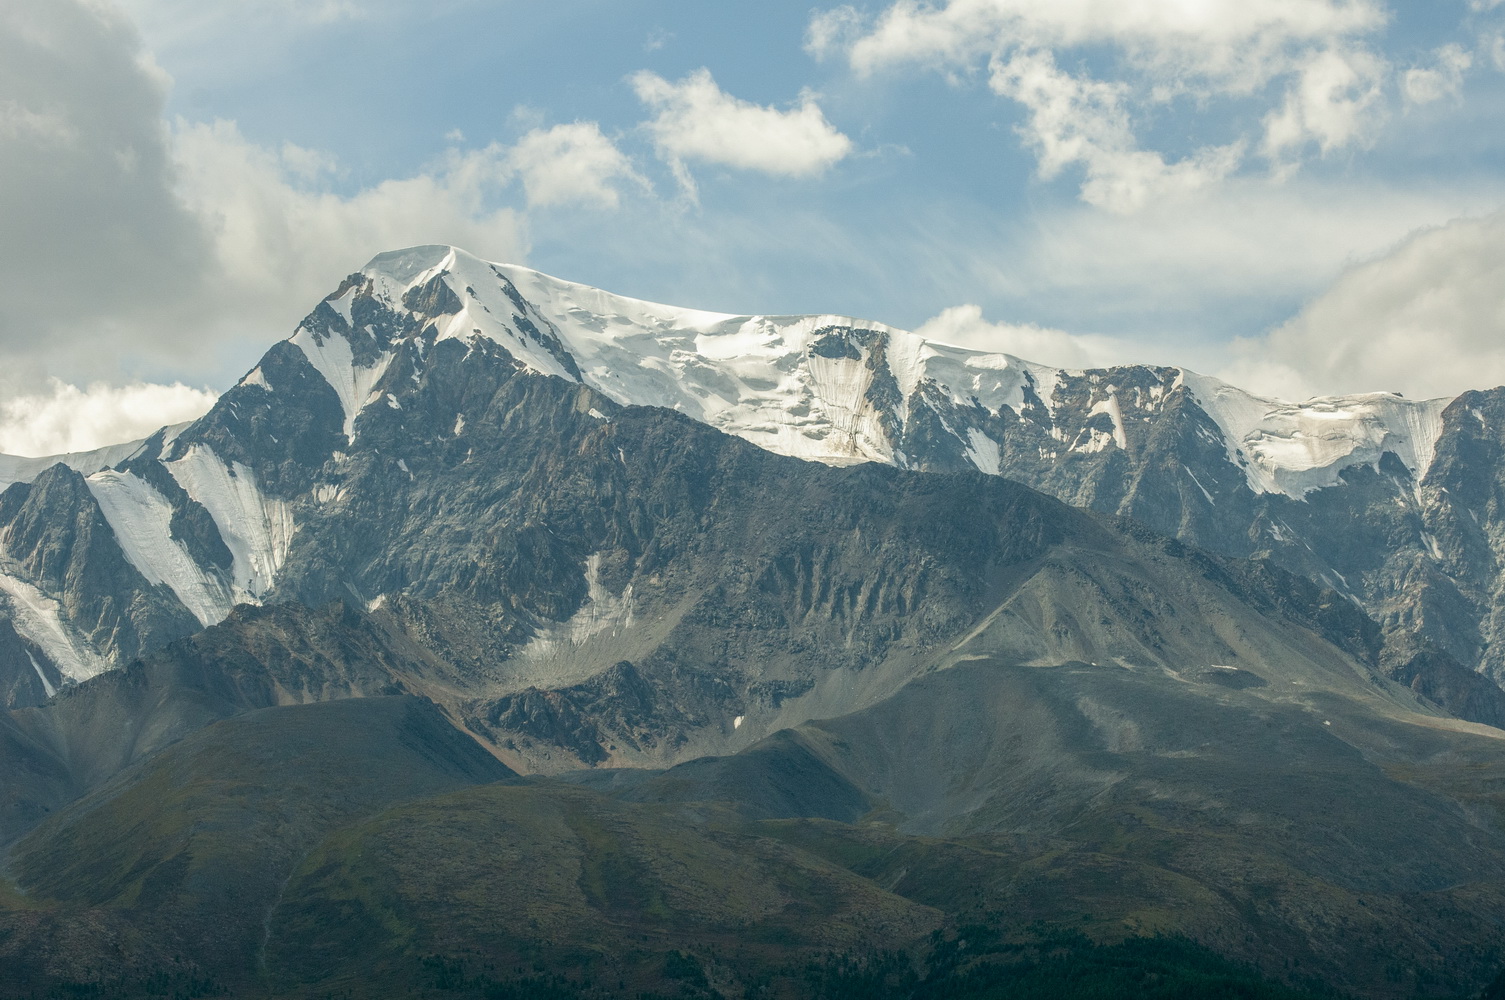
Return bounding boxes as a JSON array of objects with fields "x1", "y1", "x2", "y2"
[
  {"x1": 85, "y1": 470, "x2": 233, "y2": 627},
  {"x1": 25, "y1": 650, "x2": 56, "y2": 699},
  {"x1": 523, "y1": 552, "x2": 635, "y2": 657},
  {"x1": 164, "y1": 444, "x2": 293, "y2": 601},
  {"x1": 290, "y1": 324, "x2": 394, "y2": 441},
  {"x1": 1181, "y1": 371, "x2": 1450, "y2": 499},
  {"x1": 965, "y1": 427, "x2": 1002, "y2": 475},
  {"x1": 1088, "y1": 392, "x2": 1128, "y2": 450},
  {"x1": 0, "y1": 571, "x2": 109, "y2": 683}
]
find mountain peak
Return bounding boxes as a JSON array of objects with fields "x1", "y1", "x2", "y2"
[
  {"x1": 5, "y1": 241, "x2": 1505, "y2": 766},
  {"x1": 360, "y1": 244, "x2": 463, "y2": 286},
  {"x1": 296, "y1": 246, "x2": 1456, "y2": 500}
]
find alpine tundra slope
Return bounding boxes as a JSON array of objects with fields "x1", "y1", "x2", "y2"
[{"x1": 3, "y1": 246, "x2": 1505, "y2": 998}]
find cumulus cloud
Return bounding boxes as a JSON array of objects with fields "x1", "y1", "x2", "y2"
[
  {"x1": 2, "y1": 0, "x2": 661, "y2": 453},
  {"x1": 171, "y1": 119, "x2": 526, "y2": 332},
  {"x1": 1261, "y1": 45, "x2": 1387, "y2": 167},
  {"x1": 1402, "y1": 43, "x2": 1472, "y2": 105},
  {"x1": 0, "y1": 0, "x2": 209, "y2": 379},
  {"x1": 1224, "y1": 210, "x2": 1505, "y2": 400},
  {"x1": 507, "y1": 122, "x2": 645, "y2": 210},
  {"x1": 810, "y1": 0, "x2": 1392, "y2": 206},
  {"x1": 945, "y1": 173, "x2": 1505, "y2": 389},
  {"x1": 914, "y1": 304, "x2": 1125, "y2": 369},
  {"x1": 989, "y1": 48, "x2": 1243, "y2": 213},
  {"x1": 0, "y1": 0, "x2": 549, "y2": 448},
  {"x1": 2, "y1": 0, "x2": 529, "y2": 376},
  {"x1": 631, "y1": 68, "x2": 852, "y2": 195},
  {"x1": 0, "y1": 379, "x2": 217, "y2": 456}
]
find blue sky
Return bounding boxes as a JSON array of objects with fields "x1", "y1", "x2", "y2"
[{"x1": 3, "y1": 0, "x2": 1505, "y2": 452}]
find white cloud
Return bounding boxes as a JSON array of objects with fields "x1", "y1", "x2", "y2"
[
  {"x1": 0, "y1": 379, "x2": 217, "y2": 456},
  {"x1": 278, "y1": 140, "x2": 340, "y2": 183},
  {"x1": 945, "y1": 175, "x2": 1505, "y2": 385},
  {"x1": 1224, "y1": 210, "x2": 1505, "y2": 400},
  {"x1": 1402, "y1": 43, "x2": 1472, "y2": 105},
  {"x1": 507, "y1": 122, "x2": 645, "y2": 210},
  {"x1": 1262, "y1": 45, "x2": 1387, "y2": 166},
  {"x1": 631, "y1": 68, "x2": 852, "y2": 194},
  {"x1": 811, "y1": 0, "x2": 1392, "y2": 206},
  {"x1": 0, "y1": 0, "x2": 211, "y2": 380},
  {"x1": 988, "y1": 48, "x2": 1243, "y2": 212},
  {"x1": 818, "y1": 0, "x2": 1386, "y2": 85},
  {"x1": 1, "y1": 0, "x2": 668, "y2": 452},
  {"x1": 172, "y1": 117, "x2": 527, "y2": 341},
  {"x1": 0, "y1": 0, "x2": 536, "y2": 448},
  {"x1": 914, "y1": 304, "x2": 1125, "y2": 369},
  {"x1": 805, "y1": 5, "x2": 866, "y2": 59}
]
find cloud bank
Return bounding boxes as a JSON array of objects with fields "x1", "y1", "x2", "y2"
[
  {"x1": 1226, "y1": 210, "x2": 1505, "y2": 401},
  {"x1": 0, "y1": 2, "x2": 862, "y2": 456},
  {"x1": 0, "y1": 0, "x2": 531, "y2": 397},
  {"x1": 5, "y1": 0, "x2": 1505, "y2": 453},
  {"x1": 0, "y1": 379, "x2": 217, "y2": 456}
]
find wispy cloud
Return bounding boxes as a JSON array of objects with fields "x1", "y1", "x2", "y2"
[
  {"x1": 810, "y1": 0, "x2": 1395, "y2": 206},
  {"x1": 630, "y1": 68, "x2": 852, "y2": 197},
  {"x1": 507, "y1": 122, "x2": 646, "y2": 210},
  {"x1": 1402, "y1": 44, "x2": 1473, "y2": 106},
  {"x1": 914, "y1": 304, "x2": 1127, "y2": 370}
]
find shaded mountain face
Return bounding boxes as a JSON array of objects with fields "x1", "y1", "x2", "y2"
[
  {"x1": 2, "y1": 247, "x2": 1505, "y2": 999},
  {"x1": 0, "y1": 599, "x2": 450, "y2": 844},
  {"x1": 1, "y1": 245, "x2": 1501, "y2": 726},
  {"x1": 6, "y1": 633, "x2": 1505, "y2": 998},
  {"x1": 3, "y1": 356, "x2": 1444, "y2": 791},
  {"x1": 2, "y1": 696, "x2": 519, "y2": 994}
]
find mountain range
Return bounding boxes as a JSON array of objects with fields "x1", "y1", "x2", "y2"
[{"x1": 2, "y1": 245, "x2": 1504, "y2": 999}]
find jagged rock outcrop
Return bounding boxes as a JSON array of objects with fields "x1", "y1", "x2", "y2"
[{"x1": 3, "y1": 243, "x2": 1504, "y2": 736}]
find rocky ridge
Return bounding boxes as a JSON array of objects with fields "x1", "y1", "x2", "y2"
[
  {"x1": 0, "y1": 244, "x2": 1500, "y2": 725},
  {"x1": 3, "y1": 248, "x2": 1505, "y2": 998}
]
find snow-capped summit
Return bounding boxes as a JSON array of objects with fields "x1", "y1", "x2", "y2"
[
  {"x1": 4, "y1": 243, "x2": 1504, "y2": 717},
  {"x1": 275, "y1": 244, "x2": 1453, "y2": 500}
]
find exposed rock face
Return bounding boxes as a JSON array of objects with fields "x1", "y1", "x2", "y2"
[
  {"x1": 0, "y1": 355, "x2": 1474, "y2": 783},
  {"x1": 0, "y1": 465, "x2": 201, "y2": 693},
  {"x1": 0, "y1": 243, "x2": 1502, "y2": 736},
  {"x1": 9, "y1": 249, "x2": 1505, "y2": 1000}
]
